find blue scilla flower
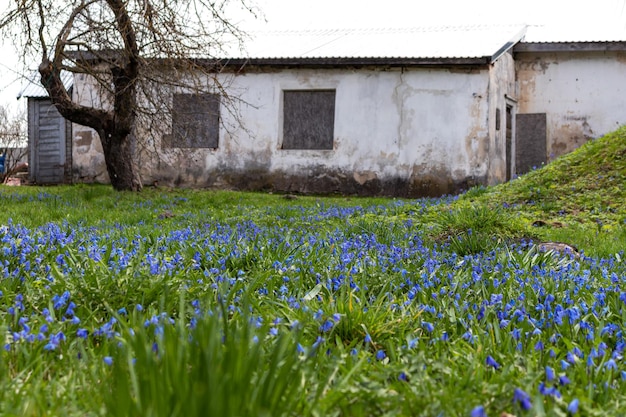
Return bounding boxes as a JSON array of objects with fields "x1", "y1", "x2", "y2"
[
  {"x1": 364, "y1": 333, "x2": 372, "y2": 344},
  {"x1": 511, "y1": 328, "x2": 521, "y2": 340},
  {"x1": 538, "y1": 382, "x2": 561, "y2": 398},
  {"x1": 545, "y1": 366, "x2": 555, "y2": 382},
  {"x1": 513, "y1": 388, "x2": 532, "y2": 411},
  {"x1": 422, "y1": 321, "x2": 434, "y2": 333},
  {"x1": 319, "y1": 320, "x2": 334, "y2": 333},
  {"x1": 470, "y1": 405, "x2": 487, "y2": 417},
  {"x1": 486, "y1": 355, "x2": 500, "y2": 370},
  {"x1": 103, "y1": 356, "x2": 113, "y2": 366},
  {"x1": 375, "y1": 350, "x2": 386, "y2": 361},
  {"x1": 312, "y1": 336, "x2": 324, "y2": 349},
  {"x1": 567, "y1": 398, "x2": 579, "y2": 414},
  {"x1": 566, "y1": 352, "x2": 578, "y2": 364},
  {"x1": 76, "y1": 329, "x2": 89, "y2": 339},
  {"x1": 605, "y1": 359, "x2": 618, "y2": 370}
]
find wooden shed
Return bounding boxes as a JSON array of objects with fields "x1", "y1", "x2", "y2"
[{"x1": 18, "y1": 71, "x2": 73, "y2": 184}]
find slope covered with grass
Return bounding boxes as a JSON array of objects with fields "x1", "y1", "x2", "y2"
[
  {"x1": 441, "y1": 126, "x2": 626, "y2": 257},
  {"x1": 467, "y1": 126, "x2": 626, "y2": 228}
]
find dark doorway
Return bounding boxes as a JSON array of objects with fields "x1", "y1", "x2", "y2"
[
  {"x1": 505, "y1": 105, "x2": 513, "y2": 181},
  {"x1": 515, "y1": 113, "x2": 547, "y2": 175}
]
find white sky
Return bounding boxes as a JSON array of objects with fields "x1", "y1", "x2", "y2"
[{"x1": 1, "y1": 0, "x2": 625, "y2": 115}]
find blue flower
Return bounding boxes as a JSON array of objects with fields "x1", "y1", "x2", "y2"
[
  {"x1": 375, "y1": 350, "x2": 386, "y2": 361},
  {"x1": 103, "y1": 356, "x2": 113, "y2": 366},
  {"x1": 567, "y1": 398, "x2": 579, "y2": 414},
  {"x1": 605, "y1": 359, "x2": 618, "y2": 370},
  {"x1": 545, "y1": 366, "x2": 555, "y2": 382},
  {"x1": 486, "y1": 355, "x2": 500, "y2": 370},
  {"x1": 470, "y1": 405, "x2": 486, "y2": 417},
  {"x1": 319, "y1": 319, "x2": 334, "y2": 333},
  {"x1": 513, "y1": 388, "x2": 532, "y2": 410}
]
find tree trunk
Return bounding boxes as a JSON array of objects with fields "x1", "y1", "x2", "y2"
[{"x1": 100, "y1": 129, "x2": 142, "y2": 191}]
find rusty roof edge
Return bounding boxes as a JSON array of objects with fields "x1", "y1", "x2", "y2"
[
  {"x1": 514, "y1": 41, "x2": 626, "y2": 52},
  {"x1": 489, "y1": 26, "x2": 528, "y2": 63},
  {"x1": 218, "y1": 56, "x2": 491, "y2": 68}
]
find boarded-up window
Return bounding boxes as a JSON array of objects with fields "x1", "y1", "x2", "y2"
[
  {"x1": 516, "y1": 113, "x2": 547, "y2": 175},
  {"x1": 282, "y1": 90, "x2": 335, "y2": 150},
  {"x1": 167, "y1": 93, "x2": 220, "y2": 148}
]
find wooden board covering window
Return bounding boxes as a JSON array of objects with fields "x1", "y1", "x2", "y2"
[
  {"x1": 282, "y1": 90, "x2": 335, "y2": 150},
  {"x1": 169, "y1": 93, "x2": 220, "y2": 148}
]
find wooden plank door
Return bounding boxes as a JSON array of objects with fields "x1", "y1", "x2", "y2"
[{"x1": 30, "y1": 99, "x2": 66, "y2": 184}]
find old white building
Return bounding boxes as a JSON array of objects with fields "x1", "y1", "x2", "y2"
[{"x1": 21, "y1": 25, "x2": 626, "y2": 196}]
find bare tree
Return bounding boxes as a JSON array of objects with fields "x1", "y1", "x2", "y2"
[
  {"x1": 0, "y1": 105, "x2": 28, "y2": 183},
  {"x1": 0, "y1": 0, "x2": 255, "y2": 191}
]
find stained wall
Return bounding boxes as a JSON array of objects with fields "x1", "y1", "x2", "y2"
[
  {"x1": 516, "y1": 50, "x2": 626, "y2": 161},
  {"x1": 71, "y1": 63, "x2": 512, "y2": 196}
]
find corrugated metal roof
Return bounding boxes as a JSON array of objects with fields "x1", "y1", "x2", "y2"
[
  {"x1": 237, "y1": 25, "x2": 527, "y2": 61},
  {"x1": 17, "y1": 70, "x2": 73, "y2": 99}
]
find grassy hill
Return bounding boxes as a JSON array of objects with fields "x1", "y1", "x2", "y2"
[{"x1": 455, "y1": 125, "x2": 626, "y2": 255}]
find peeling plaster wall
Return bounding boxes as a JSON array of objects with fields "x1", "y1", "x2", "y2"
[
  {"x1": 73, "y1": 66, "x2": 494, "y2": 196},
  {"x1": 71, "y1": 73, "x2": 110, "y2": 183},
  {"x1": 516, "y1": 51, "x2": 626, "y2": 160},
  {"x1": 487, "y1": 52, "x2": 517, "y2": 184}
]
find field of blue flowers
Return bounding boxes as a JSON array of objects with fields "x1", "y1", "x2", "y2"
[{"x1": 0, "y1": 186, "x2": 624, "y2": 416}]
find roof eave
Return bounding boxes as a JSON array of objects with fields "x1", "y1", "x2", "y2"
[
  {"x1": 514, "y1": 41, "x2": 626, "y2": 53},
  {"x1": 216, "y1": 56, "x2": 491, "y2": 69}
]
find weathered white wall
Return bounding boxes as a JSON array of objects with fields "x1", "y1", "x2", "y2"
[
  {"x1": 516, "y1": 50, "x2": 626, "y2": 159},
  {"x1": 71, "y1": 64, "x2": 505, "y2": 196},
  {"x1": 133, "y1": 66, "x2": 493, "y2": 196},
  {"x1": 487, "y1": 52, "x2": 517, "y2": 183},
  {"x1": 71, "y1": 73, "x2": 110, "y2": 183}
]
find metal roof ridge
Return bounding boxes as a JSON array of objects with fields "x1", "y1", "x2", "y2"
[
  {"x1": 490, "y1": 25, "x2": 528, "y2": 63},
  {"x1": 251, "y1": 24, "x2": 527, "y2": 36}
]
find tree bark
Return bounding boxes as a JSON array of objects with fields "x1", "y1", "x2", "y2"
[
  {"x1": 39, "y1": 59, "x2": 143, "y2": 191},
  {"x1": 99, "y1": 129, "x2": 142, "y2": 191}
]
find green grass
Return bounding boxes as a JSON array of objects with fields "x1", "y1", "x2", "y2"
[{"x1": 0, "y1": 127, "x2": 625, "y2": 416}]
